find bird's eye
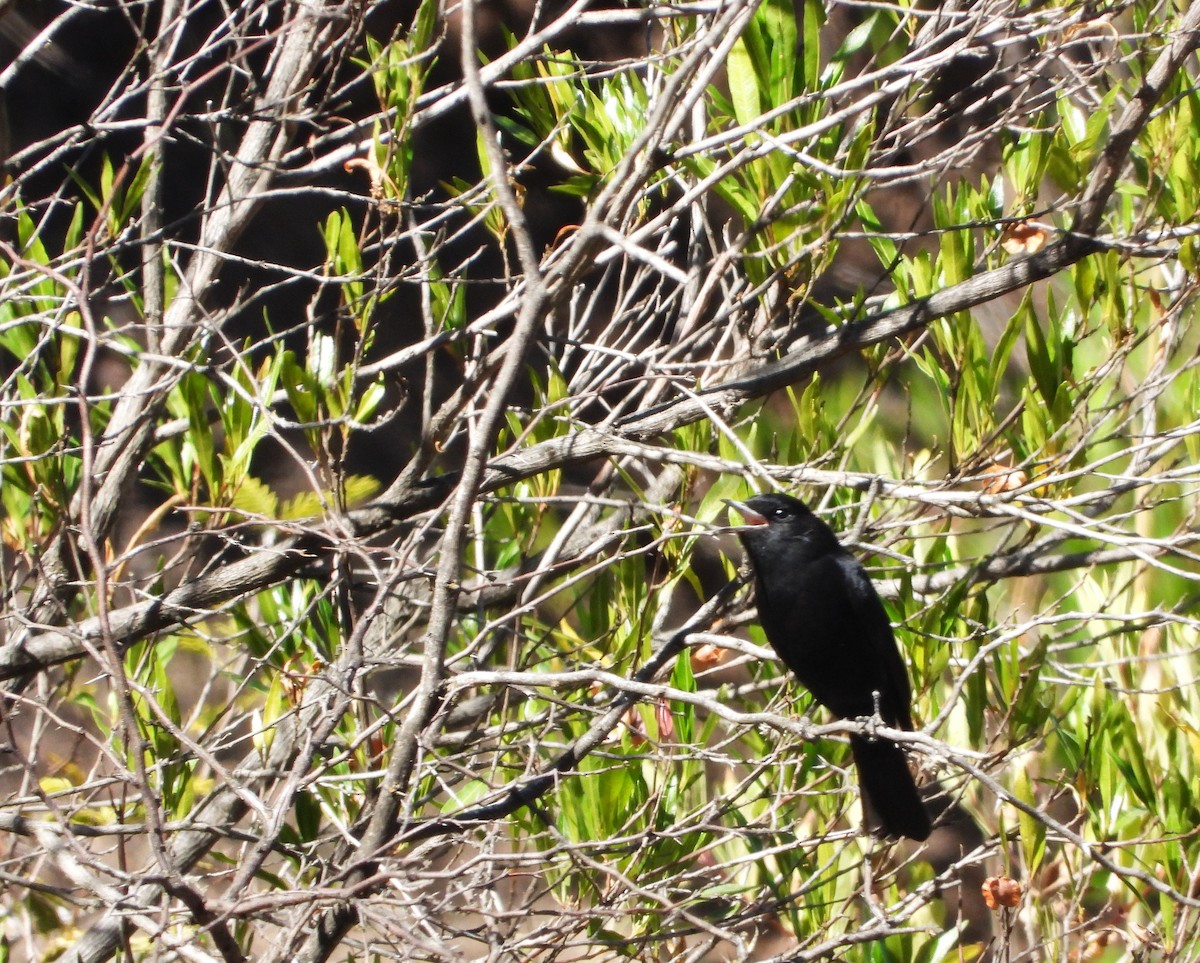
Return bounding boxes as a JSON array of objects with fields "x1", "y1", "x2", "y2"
[{"x1": 773, "y1": 508, "x2": 787, "y2": 517}]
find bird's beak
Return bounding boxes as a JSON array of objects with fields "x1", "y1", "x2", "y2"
[{"x1": 723, "y1": 499, "x2": 767, "y2": 527}]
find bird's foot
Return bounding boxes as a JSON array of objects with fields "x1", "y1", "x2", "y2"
[{"x1": 858, "y1": 689, "x2": 887, "y2": 740}]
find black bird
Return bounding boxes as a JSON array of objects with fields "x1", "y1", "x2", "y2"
[{"x1": 727, "y1": 492, "x2": 931, "y2": 841}]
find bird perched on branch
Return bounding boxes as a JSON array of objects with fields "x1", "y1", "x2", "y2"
[{"x1": 726, "y1": 492, "x2": 931, "y2": 841}]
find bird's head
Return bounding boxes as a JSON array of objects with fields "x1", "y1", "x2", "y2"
[
  {"x1": 724, "y1": 492, "x2": 814, "y2": 528},
  {"x1": 723, "y1": 493, "x2": 836, "y2": 555}
]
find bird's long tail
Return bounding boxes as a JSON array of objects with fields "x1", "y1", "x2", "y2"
[{"x1": 850, "y1": 734, "x2": 932, "y2": 841}]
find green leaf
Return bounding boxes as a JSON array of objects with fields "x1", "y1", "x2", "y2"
[
  {"x1": 1023, "y1": 306, "x2": 1058, "y2": 408},
  {"x1": 294, "y1": 789, "x2": 323, "y2": 842},
  {"x1": 726, "y1": 37, "x2": 762, "y2": 129},
  {"x1": 835, "y1": 11, "x2": 879, "y2": 61},
  {"x1": 670, "y1": 648, "x2": 696, "y2": 744},
  {"x1": 988, "y1": 298, "x2": 1027, "y2": 393},
  {"x1": 759, "y1": 0, "x2": 798, "y2": 104},
  {"x1": 409, "y1": 0, "x2": 439, "y2": 49},
  {"x1": 231, "y1": 475, "x2": 280, "y2": 519},
  {"x1": 1014, "y1": 767, "x2": 1045, "y2": 876},
  {"x1": 353, "y1": 374, "x2": 387, "y2": 423},
  {"x1": 802, "y1": 0, "x2": 824, "y2": 91}
]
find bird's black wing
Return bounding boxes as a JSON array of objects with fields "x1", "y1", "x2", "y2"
[{"x1": 831, "y1": 552, "x2": 916, "y2": 731}]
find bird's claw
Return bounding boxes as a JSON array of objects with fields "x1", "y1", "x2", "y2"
[{"x1": 860, "y1": 689, "x2": 885, "y2": 740}]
